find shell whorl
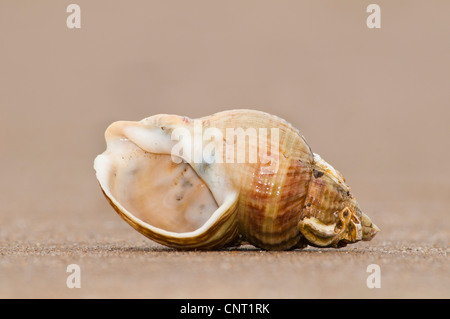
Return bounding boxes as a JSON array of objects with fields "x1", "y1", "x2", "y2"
[{"x1": 203, "y1": 110, "x2": 314, "y2": 250}]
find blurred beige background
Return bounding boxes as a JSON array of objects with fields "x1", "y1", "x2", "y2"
[{"x1": 0, "y1": 1, "x2": 448, "y2": 298}]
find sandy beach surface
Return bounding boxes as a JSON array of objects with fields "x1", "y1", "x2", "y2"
[
  {"x1": 1, "y1": 199, "x2": 448, "y2": 298},
  {"x1": 1, "y1": 1, "x2": 448, "y2": 298}
]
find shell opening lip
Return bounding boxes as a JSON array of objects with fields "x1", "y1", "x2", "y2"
[{"x1": 94, "y1": 153, "x2": 238, "y2": 239}]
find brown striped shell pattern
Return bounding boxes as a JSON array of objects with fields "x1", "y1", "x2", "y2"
[{"x1": 94, "y1": 109, "x2": 379, "y2": 250}]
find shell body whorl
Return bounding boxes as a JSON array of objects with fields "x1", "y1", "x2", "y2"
[
  {"x1": 94, "y1": 109, "x2": 379, "y2": 250},
  {"x1": 204, "y1": 110, "x2": 314, "y2": 250}
]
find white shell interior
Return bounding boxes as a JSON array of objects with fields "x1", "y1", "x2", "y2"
[
  {"x1": 94, "y1": 119, "x2": 238, "y2": 237},
  {"x1": 95, "y1": 138, "x2": 219, "y2": 233}
]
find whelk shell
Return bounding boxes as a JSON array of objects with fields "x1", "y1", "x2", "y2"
[{"x1": 94, "y1": 109, "x2": 379, "y2": 250}]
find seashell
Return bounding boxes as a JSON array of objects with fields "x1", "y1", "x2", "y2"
[{"x1": 94, "y1": 109, "x2": 379, "y2": 250}]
